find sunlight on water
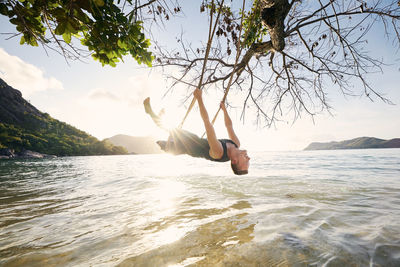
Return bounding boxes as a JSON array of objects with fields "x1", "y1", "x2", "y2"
[
  {"x1": 168, "y1": 256, "x2": 206, "y2": 267},
  {"x1": 155, "y1": 226, "x2": 187, "y2": 247},
  {"x1": 1, "y1": 149, "x2": 400, "y2": 266},
  {"x1": 151, "y1": 179, "x2": 186, "y2": 214},
  {"x1": 145, "y1": 180, "x2": 189, "y2": 246}
]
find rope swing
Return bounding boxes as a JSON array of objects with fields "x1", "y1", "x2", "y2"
[
  {"x1": 179, "y1": 0, "x2": 248, "y2": 133},
  {"x1": 209, "y1": 0, "x2": 247, "y2": 127},
  {"x1": 178, "y1": 0, "x2": 225, "y2": 128}
]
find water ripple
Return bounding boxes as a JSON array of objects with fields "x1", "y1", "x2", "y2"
[{"x1": 1, "y1": 149, "x2": 399, "y2": 266}]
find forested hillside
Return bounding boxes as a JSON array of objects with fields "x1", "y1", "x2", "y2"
[{"x1": 0, "y1": 78, "x2": 127, "y2": 156}]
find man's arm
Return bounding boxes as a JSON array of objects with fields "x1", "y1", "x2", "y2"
[
  {"x1": 220, "y1": 102, "x2": 240, "y2": 147},
  {"x1": 193, "y1": 89, "x2": 223, "y2": 159}
]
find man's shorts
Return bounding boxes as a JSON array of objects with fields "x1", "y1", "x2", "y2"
[{"x1": 157, "y1": 129, "x2": 209, "y2": 158}]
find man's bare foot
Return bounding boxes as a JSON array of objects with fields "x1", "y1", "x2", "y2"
[
  {"x1": 143, "y1": 97, "x2": 152, "y2": 114},
  {"x1": 156, "y1": 140, "x2": 167, "y2": 151},
  {"x1": 158, "y1": 108, "x2": 165, "y2": 117}
]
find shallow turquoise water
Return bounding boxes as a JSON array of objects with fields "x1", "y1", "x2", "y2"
[{"x1": 1, "y1": 149, "x2": 400, "y2": 266}]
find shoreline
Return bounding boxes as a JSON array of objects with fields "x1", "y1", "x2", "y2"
[{"x1": 0, "y1": 148, "x2": 57, "y2": 160}]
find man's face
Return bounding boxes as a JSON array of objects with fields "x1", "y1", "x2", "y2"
[{"x1": 236, "y1": 150, "x2": 250, "y2": 171}]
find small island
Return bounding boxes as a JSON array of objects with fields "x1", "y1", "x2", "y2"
[{"x1": 304, "y1": 137, "x2": 400, "y2": 151}]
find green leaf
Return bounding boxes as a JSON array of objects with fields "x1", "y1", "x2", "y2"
[
  {"x1": 67, "y1": 19, "x2": 80, "y2": 33},
  {"x1": 117, "y1": 39, "x2": 128, "y2": 49},
  {"x1": 74, "y1": 8, "x2": 91, "y2": 23},
  {"x1": 128, "y1": 12, "x2": 134, "y2": 23},
  {"x1": 0, "y1": 3, "x2": 8, "y2": 16},
  {"x1": 20, "y1": 35, "x2": 25, "y2": 45},
  {"x1": 30, "y1": 39, "x2": 38, "y2": 46},
  {"x1": 52, "y1": 8, "x2": 66, "y2": 19},
  {"x1": 93, "y1": 0, "x2": 105, "y2": 7},
  {"x1": 10, "y1": 18, "x2": 20, "y2": 25},
  {"x1": 54, "y1": 22, "x2": 66, "y2": 35},
  {"x1": 62, "y1": 32, "x2": 71, "y2": 43}
]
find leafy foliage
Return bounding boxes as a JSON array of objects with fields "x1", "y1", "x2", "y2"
[
  {"x1": 0, "y1": 0, "x2": 154, "y2": 66},
  {"x1": 241, "y1": 0, "x2": 267, "y2": 48}
]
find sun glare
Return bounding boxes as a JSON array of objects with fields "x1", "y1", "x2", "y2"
[
  {"x1": 147, "y1": 179, "x2": 189, "y2": 246},
  {"x1": 162, "y1": 113, "x2": 179, "y2": 131},
  {"x1": 155, "y1": 226, "x2": 186, "y2": 246},
  {"x1": 151, "y1": 179, "x2": 186, "y2": 215},
  {"x1": 168, "y1": 256, "x2": 206, "y2": 267}
]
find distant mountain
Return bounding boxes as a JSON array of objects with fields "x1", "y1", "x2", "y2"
[
  {"x1": 0, "y1": 78, "x2": 127, "y2": 156},
  {"x1": 105, "y1": 134, "x2": 163, "y2": 154},
  {"x1": 304, "y1": 137, "x2": 400, "y2": 150}
]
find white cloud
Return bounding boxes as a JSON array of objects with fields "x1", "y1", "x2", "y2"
[
  {"x1": 88, "y1": 89, "x2": 120, "y2": 102},
  {"x1": 0, "y1": 48, "x2": 63, "y2": 97},
  {"x1": 67, "y1": 71, "x2": 173, "y2": 139},
  {"x1": 82, "y1": 71, "x2": 173, "y2": 110}
]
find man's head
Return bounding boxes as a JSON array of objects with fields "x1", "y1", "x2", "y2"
[{"x1": 230, "y1": 149, "x2": 250, "y2": 175}]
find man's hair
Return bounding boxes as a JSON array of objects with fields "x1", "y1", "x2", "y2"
[{"x1": 231, "y1": 162, "x2": 248, "y2": 175}]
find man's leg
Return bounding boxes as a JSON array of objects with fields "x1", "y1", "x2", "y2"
[
  {"x1": 167, "y1": 129, "x2": 202, "y2": 156},
  {"x1": 144, "y1": 99, "x2": 200, "y2": 156},
  {"x1": 156, "y1": 133, "x2": 183, "y2": 155},
  {"x1": 143, "y1": 98, "x2": 183, "y2": 153},
  {"x1": 143, "y1": 97, "x2": 166, "y2": 130}
]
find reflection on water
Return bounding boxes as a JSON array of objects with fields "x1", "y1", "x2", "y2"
[
  {"x1": 1, "y1": 150, "x2": 400, "y2": 266},
  {"x1": 119, "y1": 211, "x2": 254, "y2": 267}
]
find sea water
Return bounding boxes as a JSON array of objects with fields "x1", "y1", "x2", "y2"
[{"x1": 0, "y1": 149, "x2": 399, "y2": 266}]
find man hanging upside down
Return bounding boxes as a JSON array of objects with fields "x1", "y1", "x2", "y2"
[{"x1": 143, "y1": 88, "x2": 250, "y2": 175}]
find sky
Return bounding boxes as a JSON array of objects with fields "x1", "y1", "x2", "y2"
[{"x1": 0, "y1": 2, "x2": 399, "y2": 151}]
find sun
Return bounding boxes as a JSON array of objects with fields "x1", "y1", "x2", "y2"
[{"x1": 161, "y1": 112, "x2": 178, "y2": 131}]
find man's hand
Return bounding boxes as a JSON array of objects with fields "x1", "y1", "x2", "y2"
[{"x1": 193, "y1": 88, "x2": 202, "y2": 100}]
